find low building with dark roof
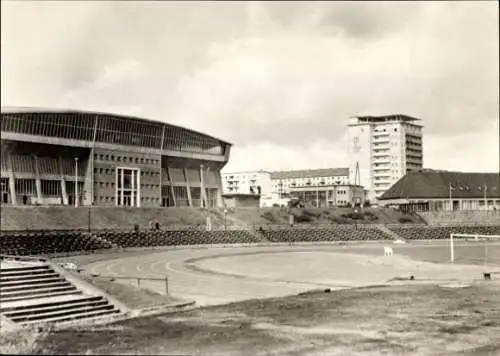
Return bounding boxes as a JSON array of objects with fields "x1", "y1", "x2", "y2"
[{"x1": 378, "y1": 169, "x2": 500, "y2": 212}]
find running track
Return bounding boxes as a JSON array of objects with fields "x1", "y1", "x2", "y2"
[{"x1": 85, "y1": 243, "x2": 493, "y2": 306}]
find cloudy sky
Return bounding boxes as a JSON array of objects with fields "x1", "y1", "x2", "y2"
[{"x1": 2, "y1": 1, "x2": 498, "y2": 173}]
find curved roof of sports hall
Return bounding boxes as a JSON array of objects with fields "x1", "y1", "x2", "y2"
[{"x1": 0, "y1": 107, "x2": 232, "y2": 151}]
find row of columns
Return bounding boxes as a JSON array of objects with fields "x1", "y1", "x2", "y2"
[
  {"x1": 7, "y1": 153, "x2": 17, "y2": 205},
  {"x1": 183, "y1": 164, "x2": 217, "y2": 208},
  {"x1": 6, "y1": 153, "x2": 81, "y2": 206},
  {"x1": 4, "y1": 153, "x2": 222, "y2": 208},
  {"x1": 162, "y1": 165, "x2": 221, "y2": 208},
  {"x1": 398, "y1": 200, "x2": 499, "y2": 213}
]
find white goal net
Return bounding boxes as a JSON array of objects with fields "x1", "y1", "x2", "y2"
[{"x1": 450, "y1": 233, "x2": 500, "y2": 268}]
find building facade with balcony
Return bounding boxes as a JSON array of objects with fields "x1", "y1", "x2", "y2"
[
  {"x1": 270, "y1": 168, "x2": 349, "y2": 196},
  {"x1": 221, "y1": 170, "x2": 272, "y2": 196},
  {"x1": 347, "y1": 114, "x2": 423, "y2": 202}
]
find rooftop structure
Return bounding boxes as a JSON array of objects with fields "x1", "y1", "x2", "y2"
[{"x1": 350, "y1": 114, "x2": 420, "y2": 125}]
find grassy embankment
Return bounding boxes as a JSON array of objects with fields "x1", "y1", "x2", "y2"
[{"x1": 24, "y1": 283, "x2": 500, "y2": 355}]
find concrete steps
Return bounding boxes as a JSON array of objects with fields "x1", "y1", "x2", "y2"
[
  {"x1": 1, "y1": 276, "x2": 65, "y2": 287},
  {"x1": 376, "y1": 225, "x2": 406, "y2": 242},
  {"x1": 1, "y1": 280, "x2": 72, "y2": 292},
  {"x1": 1, "y1": 267, "x2": 54, "y2": 277},
  {"x1": 2, "y1": 290, "x2": 83, "y2": 303},
  {"x1": 1, "y1": 272, "x2": 61, "y2": 282},
  {"x1": 7, "y1": 301, "x2": 117, "y2": 324},
  {"x1": 0, "y1": 295, "x2": 101, "y2": 312},
  {"x1": 0, "y1": 263, "x2": 122, "y2": 327},
  {"x1": 22, "y1": 308, "x2": 121, "y2": 326},
  {"x1": 1, "y1": 285, "x2": 79, "y2": 302}
]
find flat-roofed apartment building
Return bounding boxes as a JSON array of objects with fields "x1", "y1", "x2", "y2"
[
  {"x1": 347, "y1": 114, "x2": 423, "y2": 202},
  {"x1": 221, "y1": 170, "x2": 272, "y2": 195},
  {"x1": 0, "y1": 107, "x2": 231, "y2": 208},
  {"x1": 269, "y1": 168, "x2": 363, "y2": 208},
  {"x1": 270, "y1": 168, "x2": 350, "y2": 195}
]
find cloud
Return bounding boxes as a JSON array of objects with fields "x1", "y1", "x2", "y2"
[
  {"x1": 313, "y1": 2, "x2": 424, "y2": 38},
  {"x1": 1, "y1": 1, "x2": 498, "y2": 173},
  {"x1": 1, "y1": 1, "x2": 248, "y2": 109},
  {"x1": 173, "y1": 1, "x2": 498, "y2": 145},
  {"x1": 225, "y1": 119, "x2": 499, "y2": 174},
  {"x1": 424, "y1": 120, "x2": 499, "y2": 173}
]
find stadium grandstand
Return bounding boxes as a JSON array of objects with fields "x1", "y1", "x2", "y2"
[
  {"x1": 0, "y1": 107, "x2": 231, "y2": 209},
  {"x1": 379, "y1": 169, "x2": 500, "y2": 212}
]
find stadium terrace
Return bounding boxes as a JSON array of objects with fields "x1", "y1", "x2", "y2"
[
  {"x1": 0, "y1": 107, "x2": 232, "y2": 208},
  {"x1": 379, "y1": 169, "x2": 500, "y2": 212}
]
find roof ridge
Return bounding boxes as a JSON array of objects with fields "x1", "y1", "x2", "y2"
[{"x1": 380, "y1": 171, "x2": 499, "y2": 200}]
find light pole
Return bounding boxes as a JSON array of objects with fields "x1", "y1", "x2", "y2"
[
  {"x1": 224, "y1": 208, "x2": 228, "y2": 231},
  {"x1": 88, "y1": 204, "x2": 92, "y2": 232},
  {"x1": 201, "y1": 165, "x2": 211, "y2": 209},
  {"x1": 483, "y1": 184, "x2": 488, "y2": 210},
  {"x1": 206, "y1": 166, "x2": 210, "y2": 208},
  {"x1": 448, "y1": 182, "x2": 453, "y2": 211},
  {"x1": 200, "y1": 164, "x2": 205, "y2": 209},
  {"x1": 88, "y1": 178, "x2": 92, "y2": 233},
  {"x1": 74, "y1": 157, "x2": 79, "y2": 208}
]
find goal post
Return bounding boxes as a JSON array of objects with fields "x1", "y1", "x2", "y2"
[{"x1": 450, "y1": 233, "x2": 499, "y2": 266}]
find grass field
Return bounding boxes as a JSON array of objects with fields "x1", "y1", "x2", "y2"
[{"x1": 335, "y1": 241, "x2": 500, "y2": 266}]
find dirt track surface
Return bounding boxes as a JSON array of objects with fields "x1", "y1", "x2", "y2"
[{"x1": 82, "y1": 242, "x2": 498, "y2": 306}]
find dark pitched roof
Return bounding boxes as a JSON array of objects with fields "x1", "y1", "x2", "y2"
[
  {"x1": 379, "y1": 169, "x2": 500, "y2": 200},
  {"x1": 270, "y1": 168, "x2": 349, "y2": 180}
]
